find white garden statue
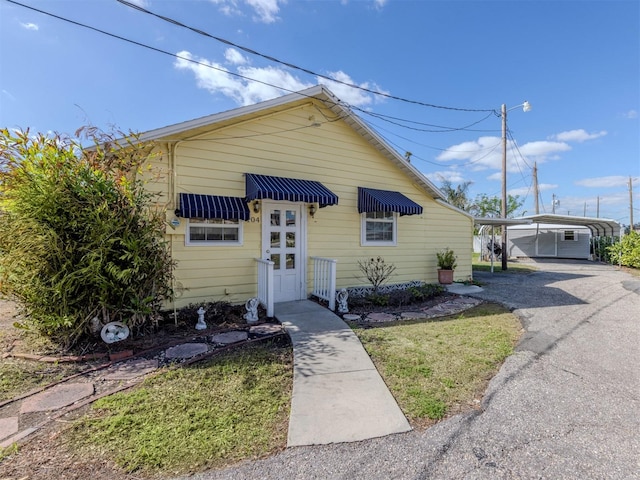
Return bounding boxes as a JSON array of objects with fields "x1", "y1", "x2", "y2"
[
  {"x1": 195, "y1": 307, "x2": 207, "y2": 330},
  {"x1": 337, "y1": 288, "x2": 349, "y2": 313},
  {"x1": 244, "y1": 297, "x2": 259, "y2": 323}
]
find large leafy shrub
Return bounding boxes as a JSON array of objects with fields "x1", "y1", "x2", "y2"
[
  {"x1": 0, "y1": 128, "x2": 173, "y2": 348},
  {"x1": 607, "y1": 231, "x2": 640, "y2": 268}
]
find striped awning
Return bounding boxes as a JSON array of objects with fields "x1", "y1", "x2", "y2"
[
  {"x1": 245, "y1": 173, "x2": 338, "y2": 208},
  {"x1": 177, "y1": 193, "x2": 250, "y2": 220},
  {"x1": 358, "y1": 187, "x2": 423, "y2": 216}
]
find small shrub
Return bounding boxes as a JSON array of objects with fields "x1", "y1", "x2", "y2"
[
  {"x1": 607, "y1": 231, "x2": 640, "y2": 268},
  {"x1": 409, "y1": 283, "x2": 445, "y2": 301},
  {"x1": 367, "y1": 293, "x2": 390, "y2": 307},
  {"x1": 387, "y1": 289, "x2": 414, "y2": 307},
  {"x1": 357, "y1": 256, "x2": 396, "y2": 293}
]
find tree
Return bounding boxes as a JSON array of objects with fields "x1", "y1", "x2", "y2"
[
  {"x1": 440, "y1": 179, "x2": 473, "y2": 211},
  {"x1": 0, "y1": 128, "x2": 174, "y2": 348},
  {"x1": 470, "y1": 193, "x2": 524, "y2": 218}
]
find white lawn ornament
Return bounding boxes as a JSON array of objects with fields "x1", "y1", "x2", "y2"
[
  {"x1": 244, "y1": 297, "x2": 259, "y2": 323},
  {"x1": 337, "y1": 288, "x2": 349, "y2": 313},
  {"x1": 195, "y1": 307, "x2": 207, "y2": 330},
  {"x1": 100, "y1": 321, "x2": 130, "y2": 344}
]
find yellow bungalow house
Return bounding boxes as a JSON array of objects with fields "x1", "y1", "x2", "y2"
[{"x1": 141, "y1": 85, "x2": 473, "y2": 314}]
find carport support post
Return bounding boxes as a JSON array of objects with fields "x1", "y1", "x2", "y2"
[{"x1": 501, "y1": 103, "x2": 508, "y2": 271}]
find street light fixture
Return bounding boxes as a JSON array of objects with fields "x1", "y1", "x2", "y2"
[{"x1": 501, "y1": 101, "x2": 531, "y2": 270}]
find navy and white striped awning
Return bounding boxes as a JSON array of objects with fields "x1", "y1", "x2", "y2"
[
  {"x1": 245, "y1": 173, "x2": 338, "y2": 208},
  {"x1": 358, "y1": 187, "x2": 423, "y2": 216},
  {"x1": 177, "y1": 193, "x2": 250, "y2": 220}
]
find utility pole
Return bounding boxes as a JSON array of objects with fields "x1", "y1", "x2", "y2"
[
  {"x1": 596, "y1": 196, "x2": 600, "y2": 218},
  {"x1": 583, "y1": 202, "x2": 587, "y2": 217},
  {"x1": 533, "y1": 162, "x2": 539, "y2": 214},
  {"x1": 552, "y1": 193, "x2": 556, "y2": 214},
  {"x1": 501, "y1": 104, "x2": 508, "y2": 271},
  {"x1": 630, "y1": 176, "x2": 635, "y2": 232}
]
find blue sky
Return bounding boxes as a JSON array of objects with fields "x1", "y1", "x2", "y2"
[{"x1": 1, "y1": 0, "x2": 638, "y2": 225}]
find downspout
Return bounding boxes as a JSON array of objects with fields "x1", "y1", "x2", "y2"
[{"x1": 168, "y1": 141, "x2": 179, "y2": 324}]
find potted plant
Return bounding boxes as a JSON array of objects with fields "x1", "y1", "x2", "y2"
[{"x1": 436, "y1": 248, "x2": 457, "y2": 284}]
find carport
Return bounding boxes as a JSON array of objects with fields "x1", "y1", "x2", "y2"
[
  {"x1": 520, "y1": 214, "x2": 621, "y2": 262},
  {"x1": 474, "y1": 214, "x2": 621, "y2": 268}
]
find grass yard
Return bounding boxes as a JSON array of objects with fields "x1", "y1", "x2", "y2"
[
  {"x1": 69, "y1": 340, "x2": 293, "y2": 475},
  {"x1": 2, "y1": 303, "x2": 522, "y2": 476},
  {"x1": 351, "y1": 303, "x2": 522, "y2": 427}
]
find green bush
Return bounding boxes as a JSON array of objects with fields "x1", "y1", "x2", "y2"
[
  {"x1": 607, "y1": 231, "x2": 640, "y2": 268},
  {"x1": 0, "y1": 128, "x2": 174, "y2": 348}
]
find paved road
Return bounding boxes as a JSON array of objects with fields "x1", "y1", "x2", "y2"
[{"x1": 174, "y1": 260, "x2": 640, "y2": 480}]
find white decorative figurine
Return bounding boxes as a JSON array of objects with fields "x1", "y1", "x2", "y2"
[
  {"x1": 195, "y1": 307, "x2": 207, "y2": 330},
  {"x1": 337, "y1": 288, "x2": 349, "y2": 313},
  {"x1": 243, "y1": 297, "x2": 259, "y2": 323},
  {"x1": 100, "y1": 321, "x2": 130, "y2": 344}
]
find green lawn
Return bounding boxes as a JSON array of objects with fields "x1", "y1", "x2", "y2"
[
  {"x1": 70, "y1": 340, "x2": 293, "y2": 474},
  {"x1": 351, "y1": 303, "x2": 521, "y2": 427}
]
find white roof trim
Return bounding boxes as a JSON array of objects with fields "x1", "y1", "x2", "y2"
[{"x1": 137, "y1": 85, "x2": 446, "y2": 201}]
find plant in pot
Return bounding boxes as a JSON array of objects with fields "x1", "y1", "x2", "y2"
[{"x1": 436, "y1": 248, "x2": 457, "y2": 285}]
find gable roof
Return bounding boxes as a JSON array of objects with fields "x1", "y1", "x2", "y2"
[{"x1": 139, "y1": 85, "x2": 447, "y2": 201}]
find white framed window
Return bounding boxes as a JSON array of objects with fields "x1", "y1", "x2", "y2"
[
  {"x1": 361, "y1": 211, "x2": 397, "y2": 246},
  {"x1": 186, "y1": 218, "x2": 243, "y2": 246},
  {"x1": 563, "y1": 230, "x2": 577, "y2": 241}
]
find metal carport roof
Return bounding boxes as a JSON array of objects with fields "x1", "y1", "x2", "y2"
[{"x1": 519, "y1": 214, "x2": 621, "y2": 237}]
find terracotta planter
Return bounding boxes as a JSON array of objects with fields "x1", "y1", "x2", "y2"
[{"x1": 438, "y1": 269, "x2": 454, "y2": 285}]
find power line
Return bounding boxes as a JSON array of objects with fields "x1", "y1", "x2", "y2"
[
  {"x1": 352, "y1": 107, "x2": 498, "y2": 133},
  {"x1": 115, "y1": 0, "x2": 495, "y2": 114}
]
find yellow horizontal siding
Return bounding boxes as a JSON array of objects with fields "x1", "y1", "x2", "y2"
[{"x1": 147, "y1": 102, "x2": 473, "y2": 308}]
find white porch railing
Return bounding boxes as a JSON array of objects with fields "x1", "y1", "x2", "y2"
[
  {"x1": 255, "y1": 258, "x2": 274, "y2": 317},
  {"x1": 311, "y1": 256, "x2": 337, "y2": 311}
]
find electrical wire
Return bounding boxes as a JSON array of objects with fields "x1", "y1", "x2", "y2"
[
  {"x1": 115, "y1": 0, "x2": 495, "y2": 114},
  {"x1": 352, "y1": 107, "x2": 498, "y2": 133}
]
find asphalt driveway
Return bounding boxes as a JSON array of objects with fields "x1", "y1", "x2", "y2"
[{"x1": 175, "y1": 260, "x2": 640, "y2": 480}]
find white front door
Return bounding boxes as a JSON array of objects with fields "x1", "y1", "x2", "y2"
[{"x1": 262, "y1": 201, "x2": 306, "y2": 303}]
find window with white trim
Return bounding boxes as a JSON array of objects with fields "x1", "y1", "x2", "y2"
[
  {"x1": 563, "y1": 230, "x2": 577, "y2": 241},
  {"x1": 361, "y1": 211, "x2": 397, "y2": 246},
  {"x1": 186, "y1": 218, "x2": 243, "y2": 245}
]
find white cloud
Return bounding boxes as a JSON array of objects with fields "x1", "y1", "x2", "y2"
[
  {"x1": 624, "y1": 109, "x2": 638, "y2": 119},
  {"x1": 575, "y1": 176, "x2": 630, "y2": 188},
  {"x1": 518, "y1": 140, "x2": 571, "y2": 160},
  {"x1": 174, "y1": 50, "x2": 311, "y2": 106},
  {"x1": 425, "y1": 170, "x2": 467, "y2": 184},
  {"x1": 374, "y1": 0, "x2": 388, "y2": 9},
  {"x1": 20, "y1": 22, "x2": 39, "y2": 31},
  {"x1": 508, "y1": 183, "x2": 557, "y2": 197},
  {"x1": 317, "y1": 71, "x2": 381, "y2": 107},
  {"x1": 246, "y1": 0, "x2": 282, "y2": 23},
  {"x1": 175, "y1": 50, "x2": 378, "y2": 108},
  {"x1": 224, "y1": 48, "x2": 249, "y2": 65},
  {"x1": 549, "y1": 129, "x2": 607, "y2": 143},
  {"x1": 210, "y1": 0, "x2": 284, "y2": 23},
  {"x1": 437, "y1": 137, "x2": 572, "y2": 177}
]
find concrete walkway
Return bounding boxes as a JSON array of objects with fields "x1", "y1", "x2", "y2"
[{"x1": 276, "y1": 300, "x2": 411, "y2": 446}]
